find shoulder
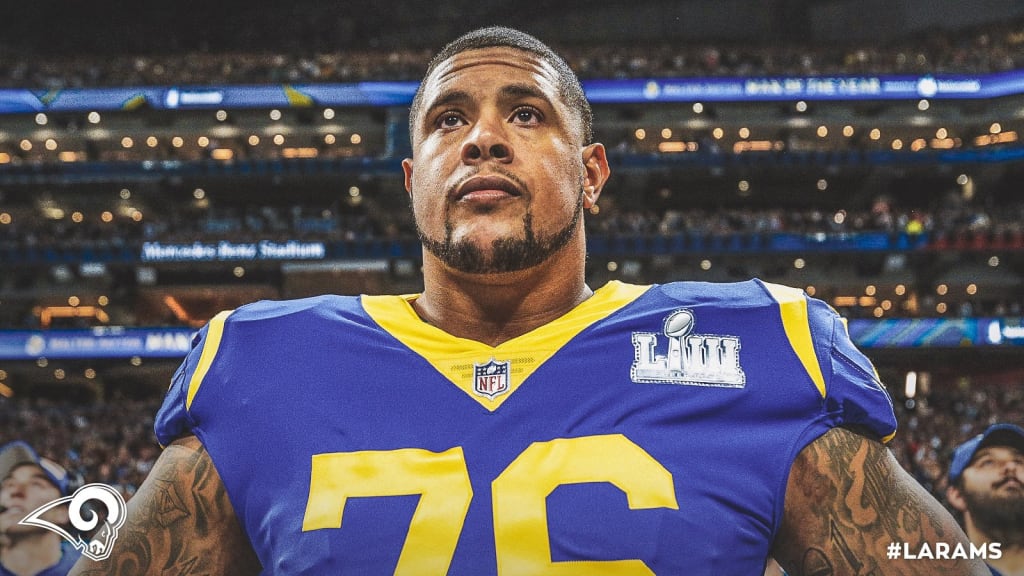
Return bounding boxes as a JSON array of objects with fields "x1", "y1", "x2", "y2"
[
  {"x1": 654, "y1": 278, "x2": 832, "y2": 312},
  {"x1": 225, "y1": 294, "x2": 363, "y2": 324},
  {"x1": 652, "y1": 279, "x2": 841, "y2": 337}
]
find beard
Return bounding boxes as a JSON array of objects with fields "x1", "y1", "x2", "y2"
[
  {"x1": 962, "y1": 481, "x2": 1024, "y2": 546},
  {"x1": 416, "y1": 184, "x2": 585, "y2": 275}
]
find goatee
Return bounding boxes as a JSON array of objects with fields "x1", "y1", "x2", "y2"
[{"x1": 417, "y1": 188, "x2": 584, "y2": 274}]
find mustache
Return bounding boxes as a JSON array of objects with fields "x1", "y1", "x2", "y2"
[
  {"x1": 445, "y1": 167, "x2": 529, "y2": 200},
  {"x1": 994, "y1": 477, "x2": 1023, "y2": 490}
]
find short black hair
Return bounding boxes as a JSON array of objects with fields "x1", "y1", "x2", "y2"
[{"x1": 408, "y1": 26, "x2": 593, "y2": 147}]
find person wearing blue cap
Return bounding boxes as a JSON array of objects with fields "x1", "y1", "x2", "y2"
[
  {"x1": 947, "y1": 424, "x2": 1024, "y2": 576},
  {"x1": 0, "y1": 441, "x2": 81, "y2": 576}
]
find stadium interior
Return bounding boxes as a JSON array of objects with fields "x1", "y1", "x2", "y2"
[{"x1": 0, "y1": 0, "x2": 1021, "y2": 507}]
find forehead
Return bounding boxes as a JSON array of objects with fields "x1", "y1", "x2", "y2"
[
  {"x1": 421, "y1": 46, "x2": 562, "y2": 105},
  {"x1": 2, "y1": 463, "x2": 52, "y2": 485},
  {"x1": 971, "y1": 444, "x2": 1023, "y2": 463}
]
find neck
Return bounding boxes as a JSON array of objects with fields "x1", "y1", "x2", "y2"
[
  {"x1": 1, "y1": 531, "x2": 63, "y2": 576},
  {"x1": 415, "y1": 241, "x2": 591, "y2": 346}
]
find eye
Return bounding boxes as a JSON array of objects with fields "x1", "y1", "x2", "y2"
[
  {"x1": 511, "y1": 107, "x2": 542, "y2": 126},
  {"x1": 436, "y1": 112, "x2": 466, "y2": 130}
]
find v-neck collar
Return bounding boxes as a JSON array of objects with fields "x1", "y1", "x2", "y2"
[{"x1": 361, "y1": 281, "x2": 650, "y2": 411}]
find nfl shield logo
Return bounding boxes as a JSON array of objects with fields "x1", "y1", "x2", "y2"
[{"x1": 474, "y1": 358, "x2": 510, "y2": 399}]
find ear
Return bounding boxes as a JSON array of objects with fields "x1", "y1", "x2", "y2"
[
  {"x1": 401, "y1": 158, "x2": 414, "y2": 197},
  {"x1": 946, "y1": 484, "x2": 967, "y2": 513},
  {"x1": 581, "y1": 143, "x2": 610, "y2": 210}
]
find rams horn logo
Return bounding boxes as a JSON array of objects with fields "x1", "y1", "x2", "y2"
[{"x1": 19, "y1": 483, "x2": 127, "y2": 561}]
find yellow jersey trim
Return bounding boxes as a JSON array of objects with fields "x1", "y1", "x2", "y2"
[
  {"x1": 763, "y1": 283, "x2": 827, "y2": 399},
  {"x1": 362, "y1": 281, "x2": 651, "y2": 411},
  {"x1": 186, "y1": 310, "x2": 233, "y2": 411}
]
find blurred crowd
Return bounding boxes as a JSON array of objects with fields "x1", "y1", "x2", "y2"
[
  {"x1": 1, "y1": 373, "x2": 1018, "y2": 508},
  {"x1": 1, "y1": 18, "x2": 1023, "y2": 88},
  {"x1": 890, "y1": 376, "x2": 1024, "y2": 504},
  {"x1": 0, "y1": 399, "x2": 159, "y2": 499},
  {"x1": 3, "y1": 193, "x2": 1022, "y2": 253}
]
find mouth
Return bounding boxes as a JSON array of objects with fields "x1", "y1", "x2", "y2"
[{"x1": 453, "y1": 175, "x2": 523, "y2": 202}]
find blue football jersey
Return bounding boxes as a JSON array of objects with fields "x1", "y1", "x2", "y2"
[{"x1": 155, "y1": 280, "x2": 897, "y2": 575}]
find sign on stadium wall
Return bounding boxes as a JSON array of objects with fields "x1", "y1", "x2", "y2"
[
  {"x1": 1, "y1": 71, "x2": 1023, "y2": 114},
  {"x1": 140, "y1": 240, "x2": 326, "y2": 262},
  {"x1": 0, "y1": 328, "x2": 195, "y2": 360}
]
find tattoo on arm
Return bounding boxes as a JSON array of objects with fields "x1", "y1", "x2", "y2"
[
  {"x1": 772, "y1": 427, "x2": 988, "y2": 576},
  {"x1": 69, "y1": 436, "x2": 261, "y2": 576}
]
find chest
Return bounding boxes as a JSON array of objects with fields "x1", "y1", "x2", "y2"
[{"x1": 196, "y1": 328, "x2": 818, "y2": 575}]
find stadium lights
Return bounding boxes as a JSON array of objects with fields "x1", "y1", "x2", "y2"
[{"x1": 905, "y1": 372, "x2": 917, "y2": 398}]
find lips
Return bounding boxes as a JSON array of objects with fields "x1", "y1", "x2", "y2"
[{"x1": 453, "y1": 175, "x2": 522, "y2": 201}]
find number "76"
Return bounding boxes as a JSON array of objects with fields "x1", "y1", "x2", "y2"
[{"x1": 302, "y1": 434, "x2": 678, "y2": 575}]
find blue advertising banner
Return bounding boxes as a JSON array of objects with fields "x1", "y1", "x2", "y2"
[
  {"x1": 846, "y1": 317, "x2": 1024, "y2": 348},
  {"x1": 2, "y1": 70, "x2": 1024, "y2": 114},
  {"x1": 0, "y1": 327, "x2": 195, "y2": 360}
]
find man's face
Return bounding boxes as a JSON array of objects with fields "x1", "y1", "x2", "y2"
[
  {"x1": 951, "y1": 445, "x2": 1024, "y2": 532},
  {"x1": 0, "y1": 464, "x2": 66, "y2": 536},
  {"x1": 403, "y1": 46, "x2": 605, "y2": 274}
]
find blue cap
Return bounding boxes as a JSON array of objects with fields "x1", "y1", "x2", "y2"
[
  {"x1": 0, "y1": 441, "x2": 70, "y2": 495},
  {"x1": 948, "y1": 423, "x2": 1024, "y2": 485}
]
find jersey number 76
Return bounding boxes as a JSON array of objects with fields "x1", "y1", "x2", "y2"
[{"x1": 302, "y1": 433, "x2": 678, "y2": 575}]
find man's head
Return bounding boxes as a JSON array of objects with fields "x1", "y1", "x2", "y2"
[
  {"x1": 403, "y1": 27, "x2": 608, "y2": 276},
  {"x1": 0, "y1": 441, "x2": 69, "y2": 538},
  {"x1": 946, "y1": 423, "x2": 1024, "y2": 542},
  {"x1": 409, "y1": 26, "x2": 592, "y2": 148}
]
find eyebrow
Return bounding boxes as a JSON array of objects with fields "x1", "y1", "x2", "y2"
[
  {"x1": 424, "y1": 89, "x2": 472, "y2": 116},
  {"x1": 423, "y1": 83, "x2": 556, "y2": 120},
  {"x1": 497, "y1": 83, "x2": 554, "y2": 108}
]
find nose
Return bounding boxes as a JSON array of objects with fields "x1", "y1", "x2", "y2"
[
  {"x1": 2, "y1": 481, "x2": 25, "y2": 500},
  {"x1": 461, "y1": 118, "x2": 514, "y2": 165}
]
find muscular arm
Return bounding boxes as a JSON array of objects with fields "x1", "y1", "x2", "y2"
[
  {"x1": 772, "y1": 426, "x2": 989, "y2": 576},
  {"x1": 68, "y1": 436, "x2": 261, "y2": 576}
]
